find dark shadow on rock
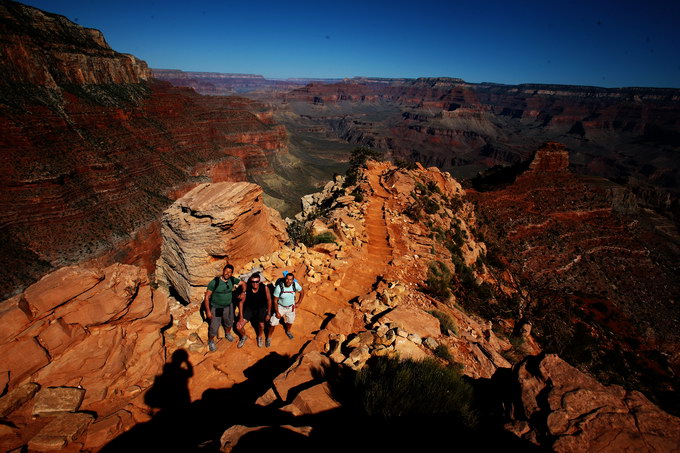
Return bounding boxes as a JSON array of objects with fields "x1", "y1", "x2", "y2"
[
  {"x1": 143, "y1": 349, "x2": 193, "y2": 411},
  {"x1": 103, "y1": 351, "x2": 550, "y2": 452},
  {"x1": 101, "y1": 351, "x2": 295, "y2": 453}
]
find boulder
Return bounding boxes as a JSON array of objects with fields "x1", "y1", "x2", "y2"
[
  {"x1": 394, "y1": 337, "x2": 428, "y2": 361},
  {"x1": 0, "y1": 295, "x2": 32, "y2": 343},
  {"x1": 280, "y1": 382, "x2": 341, "y2": 416},
  {"x1": 32, "y1": 387, "x2": 85, "y2": 416},
  {"x1": 379, "y1": 306, "x2": 440, "y2": 339},
  {"x1": 27, "y1": 412, "x2": 94, "y2": 451},
  {"x1": 157, "y1": 182, "x2": 288, "y2": 305},
  {"x1": 0, "y1": 336, "x2": 50, "y2": 389},
  {"x1": 53, "y1": 264, "x2": 146, "y2": 326},
  {"x1": 272, "y1": 351, "x2": 330, "y2": 402},
  {"x1": 0, "y1": 382, "x2": 40, "y2": 417}
]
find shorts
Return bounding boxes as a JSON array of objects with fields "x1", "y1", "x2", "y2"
[
  {"x1": 208, "y1": 305, "x2": 234, "y2": 337},
  {"x1": 242, "y1": 305, "x2": 269, "y2": 324},
  {"x1": 269, "y1": 304, "x2": 295, "y2": 326}
]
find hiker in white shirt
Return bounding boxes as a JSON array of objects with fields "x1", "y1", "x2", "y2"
[{"x1": 268, "y1": 272, "x2": 304, "y2": 341}]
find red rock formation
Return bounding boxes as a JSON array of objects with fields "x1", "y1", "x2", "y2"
[
  {"x1": 0, "y1": 1, "x2": 150, "y2": 87},
  {"x1": 527, "y1": 141, "x2": 569, "y2": 172},
  {"x1": 469, "y1": 143, "x2": 680, "y2": 417},
  {"x1": 157, "y1": 181, "x2": 288, "y2": 305},
  {"x1": 0, "y1": 263, "x2": 170, "y2": 451},
  {"x1": 277, "y1": 77, "x2": 680, "y2": 218},
  {"x1": 0, "y1": 1, "x2": 288, "y2": 299},
  {"x1": 507, "y1": 354, "x2": 680, "y2": 452}
]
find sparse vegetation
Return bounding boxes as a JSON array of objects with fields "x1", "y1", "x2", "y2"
[
  {"x1": 286, "y1": 220, "x2": 337, "y2": 246},
  {"x1": 428, "y1": 309, "x2": 458, "y2": 335},
  {"x1": 351, "y1": 356, "x2": 478, "y2": 426},
  {"x1": 433, "y1": 344, "x2": 455, "y2": 363},
  {"x1": 312, "y1": 231, "x2": 336, "y2": 244},
  {"x1": 425, "y1": 261, "x2": 453, "y2": 301},
  {"x1": 344, "y1": 146, "x2": 384, "y2": 187}
]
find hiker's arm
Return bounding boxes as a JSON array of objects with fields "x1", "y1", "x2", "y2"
[
  {"x1": 237, "y1": 280, "x2": 247, "y2": 303},
  {"x1": 203, "y1": 290, "x2": 213, "y2": 319},
  {"x1": 238, "y1": 297, "x2": 245, "y2": 321},
  {"x1": 273, "y1": 296, "x2": 281, "y2": 317},
  {"x1": 265, "y1": 286, "x2": 272, "y2": 319},
  {"x1": 297, "y1": 287, "x2": 305, "y2": 306}
]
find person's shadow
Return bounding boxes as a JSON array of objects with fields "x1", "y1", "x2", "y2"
[
  {"x1": 102, "y1": 350, "x2": 295, "y2": 452},
  {"x1": 143, "y1": 349, "x2": 193, "y2": 412}
]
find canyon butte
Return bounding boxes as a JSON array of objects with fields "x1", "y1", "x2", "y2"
[{"x1": 1, "y1": 1, "x2": 679, "y2": 451}]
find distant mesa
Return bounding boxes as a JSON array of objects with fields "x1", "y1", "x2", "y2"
[{"x1": 528, "y1": 142, "x2": 570, "y2": 172}]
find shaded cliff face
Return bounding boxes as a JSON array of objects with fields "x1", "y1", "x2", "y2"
[
  {"x1": 0, "y1": 0, "x2": 150, "y2": 86},
  {"x1": 269, "y1": 77, "x2": 680, "y2": 222},
  {"x1": 0, "y1": 1, "x2": 287, "y2": 299},
  {"x1": 468, "y1": 143, "x2": 680, "y2": 416}
]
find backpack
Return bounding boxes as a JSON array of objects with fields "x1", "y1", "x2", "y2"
[{"x1": 274, "y1": 277, "x2": 299, "y2": 297}]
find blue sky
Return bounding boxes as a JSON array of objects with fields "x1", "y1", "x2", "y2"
[{"x1": 21, "y1": 0, "x2": 680, "y2": 88}]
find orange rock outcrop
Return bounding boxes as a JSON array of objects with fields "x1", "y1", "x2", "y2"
[{"x1": 0, "y1": 263, "x2": 170, "y2": 451}]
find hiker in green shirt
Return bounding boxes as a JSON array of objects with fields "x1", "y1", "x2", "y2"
[{"x1": 203, "y1": 264, "x2": 246, "y2": 352}]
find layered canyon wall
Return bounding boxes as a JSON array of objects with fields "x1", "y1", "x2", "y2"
[
  {"x1": 0, "y1": 0, "x2": 288, "y2": 299},
  {"x1": 269, "y1": 77, "x2": 680, "y2": 222}
]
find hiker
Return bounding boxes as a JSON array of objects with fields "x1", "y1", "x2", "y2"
[
  {"x1": 235, "y1": 272, "x2": 272, "y2": 348},
  {"x1": 203, "y1": 264, "x2": 246, "y2": 352},
  {"x1": 268, "y1": 272, "x2": 304, "y2": 341}
]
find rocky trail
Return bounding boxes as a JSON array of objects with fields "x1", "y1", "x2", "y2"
[{"x1": 182, "y1": 171, "x2": 393, "y2": 402}]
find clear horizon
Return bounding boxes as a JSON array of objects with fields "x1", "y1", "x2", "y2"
[{"x1": 19, "y1": 0, "x2": 680, "y2": 89}]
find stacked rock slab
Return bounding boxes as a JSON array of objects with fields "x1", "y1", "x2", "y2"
[
  {"x1": 157, "y1": 181, "x2": 288, "y2": 305},
  {"x1": 0, "y1": 263, "x2": 169, "y2": 450}
]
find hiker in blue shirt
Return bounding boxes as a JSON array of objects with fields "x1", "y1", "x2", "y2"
[
  {"x1": 268, "y1": 272, "x2": 304, "y2": 341},
  {"x1": 203, "y1": 264, "x2": 246, "y2": 352}
]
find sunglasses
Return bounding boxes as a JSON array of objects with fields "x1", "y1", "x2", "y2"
[{"x1": 251, "y1": 280, "x2": 260, "y2": 284}]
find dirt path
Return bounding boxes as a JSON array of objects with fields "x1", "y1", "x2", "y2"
[{"x1": 185, "y1": 170, "x2": 393, "y2": 399}]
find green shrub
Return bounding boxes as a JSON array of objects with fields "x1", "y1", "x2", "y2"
[
  {"x1": 353, "y1": 356, "x2": 478, "y2": 427},
  {"x1": 351, "y1": 188, "x2": 364, "y2": 203},
  {"x1": 286, "y1": 219, "x2": 313, "y2": 246},
  {"x1": 428, "y1": 310, "x2": 458, "y2": 335},
  {"x1": 395, "y1": 159, "x2": 418, "y2": 170},
  {"x1": 433, "y1": 344, "x2": 455, "y2": 362},
  {"x1": 426, "y1": 180, "x2": 442, "y2": 195},
  {"x1": 423, "y1": 197, "x2": 440, "y2": 214},
  {"x1": 312, "y1": 231, "x2": 336, "y2": 244},
  {"x1": 344, "y1": 147, "x2": 384, "y2": 187},
  {"x1": 425, "y1": 261, "x2": 453, "y2": 301}
]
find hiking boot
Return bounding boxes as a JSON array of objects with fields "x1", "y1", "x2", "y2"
[
  {"x1": 238, "y1": 336, "x2": 248, "y2": 348},
  {"x1": 257, "y1": 337, "x2": 264, "y2": 348},
  {"x1": 208, "y1": 340, "x2": 216, "y2": 352},
  {"x1": 265, "y1": 338, "x2": 271, "y2": 348},
  {"x1": 286, "y1": 332, "x2": 294, "y2": 340},
  {"x1": 225, "y1": 332, "x2": 235, "y2": 342}
]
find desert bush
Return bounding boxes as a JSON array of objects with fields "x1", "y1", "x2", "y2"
[
  {"x1": 312, "y1": 231, "x2": 336, "y2": 244},
  {"x1": 433, "y1": 344, "x2": 455, "y2": 362},
  {"x1": 353, "y1": 356, "x2": 478, "y2": 427},
  {"x1": 344, "y1": 146, "x2": 383, "y2": 187},
  {"x1": 286, "y1": 219, "x2": 313, "y2": 246},
  {"x1": 428, "y1": 310, "x2": 458, "y2": 335},
  {"x1": 425, "y1": 261, "x2": 453, "y2": 301}
]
